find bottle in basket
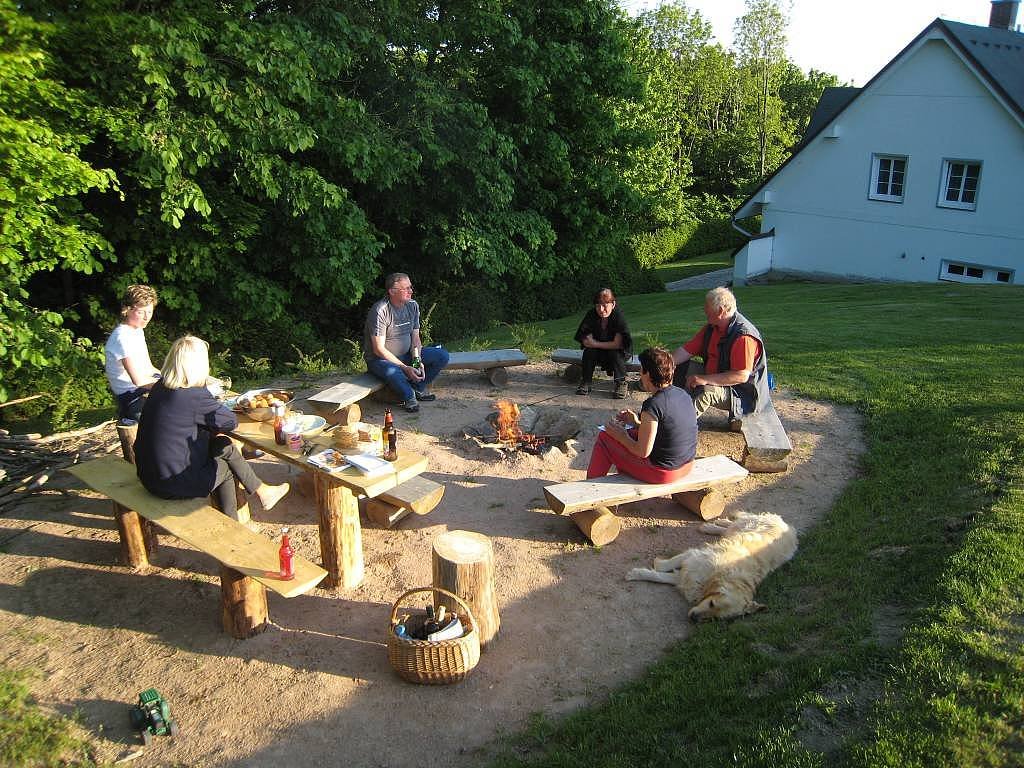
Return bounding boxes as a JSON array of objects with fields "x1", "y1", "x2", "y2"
[{"x1": 278, "y1": 527, "x2": 294, "y2": 580}]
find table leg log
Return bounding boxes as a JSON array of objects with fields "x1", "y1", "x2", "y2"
[
  {"x1": 571, "y1": 506, "x2": 621, "y2": 546},
  {"x1": 113, "y1": 501, "x2": 150, "y2": 569},
  {"x1": 219, "y1": 565, "x2": 268, "y2": 638},
  {"x1": 486, "y1": 366, "x2": 509, "y2": 388},
  {"x1": 432, "y1": 530, "x2": 500, "y2": 649},
  {"x1": 314, "y1": 474, "x2": 364, "y2": 590},
  {"x1": 672, "y1": 488, "x2": 725, "y2": 520}
]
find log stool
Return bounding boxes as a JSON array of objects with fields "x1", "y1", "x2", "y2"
[{"x1": 431, "y1": 530, "x2": 500, "y2": 649}]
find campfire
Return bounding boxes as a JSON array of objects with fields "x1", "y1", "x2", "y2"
[
  {"x1": 493, "y1": 400, "x2": 551, "y2": 455},
  {"x1": 461, "y1": 400, "x2": 581, "y2": 458}
]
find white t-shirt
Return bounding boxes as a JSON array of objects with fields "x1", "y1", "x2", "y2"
[{"x1": 104, "y1": 324, "x2": 152, "y2": 395}]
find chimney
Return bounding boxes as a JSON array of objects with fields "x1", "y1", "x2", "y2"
[{"x1": 989, "y1": 0, "x2": 1020, "y2": 29}]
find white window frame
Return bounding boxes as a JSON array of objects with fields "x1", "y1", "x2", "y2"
[
  {"x1": 937, "y1": 159, "x2": 981, "y2": 211},
  {"x1": 868, "y1": 154, "x2": 908, "y2": 203},
  {"x1": 939, "y1": 260, "x2": 1013, "y2": 285}
]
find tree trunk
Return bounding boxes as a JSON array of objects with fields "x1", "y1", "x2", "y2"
[
  {"x1": 314, "y1": 474, "x2": 363, "y2": 590},
  {"x1": 570, "y1": 506, "x2": 621, "y2": 546},
  {"x1": 219, "y1": 566, "x2": 268, "y2": 639},
  {"x1": 432, "y1": 530, "x2": 500, "y2": 649}
]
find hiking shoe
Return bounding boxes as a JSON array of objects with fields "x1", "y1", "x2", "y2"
[
  {"x1": 402, "y1": 398, "x2": 420, "y2": 413},
  {"x1": 613, "y1": 380, "x2": 628, "y2": 399},
  {"x1": 728, "y1": 418, "x2": 743, "y2": 432},
  {"x1": 575, "y1": 384, "x2": 592, "y2": 396},
  {"x1": 414, "y1": 391, "x2": 437, "y2": 402}
]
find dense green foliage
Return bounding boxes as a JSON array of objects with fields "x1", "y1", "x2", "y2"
[
  {"x1": 2, "y1": 0, "x2": 839, "y2": 428},
  {"x1": 469, "y1": 283, "x2": 1024, "y2": 768}
]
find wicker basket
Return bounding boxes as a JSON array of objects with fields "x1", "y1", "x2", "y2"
[{"x1": 387, "y1": 587, "x2": 481, "y2": 685}]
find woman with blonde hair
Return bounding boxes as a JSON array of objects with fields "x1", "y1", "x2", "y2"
[{"x1": 134, "y1": 336, "x2": 288, "y2": 523}]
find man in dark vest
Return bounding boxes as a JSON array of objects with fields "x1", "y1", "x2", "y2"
[{"x1": 671, "y1": 287, "x2": 772, "y2": 423}]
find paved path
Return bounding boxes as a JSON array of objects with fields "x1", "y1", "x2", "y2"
[{"x1": 664, "y1": 267, "x2": 733, "y2": 292}]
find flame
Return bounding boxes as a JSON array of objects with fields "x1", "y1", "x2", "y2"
[{"x1": 494, "y1": 400, "x2": 522, "y2": 444}]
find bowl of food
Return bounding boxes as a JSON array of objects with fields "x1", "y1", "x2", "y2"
[{"x1": 235, "y1": 389, "x2": 294, "y2": 421}]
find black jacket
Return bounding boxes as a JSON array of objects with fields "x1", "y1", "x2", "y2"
[
  {"x1": 574, "y1": 306, "x2": 632, "y2": 357},
  {"x1": 135, "y1": 382, "x2": 238, "y2": 499}
]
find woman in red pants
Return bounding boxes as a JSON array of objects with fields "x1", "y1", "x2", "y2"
[{"x1": 586, "y1": 347, "x2": 697, "y2": 482}]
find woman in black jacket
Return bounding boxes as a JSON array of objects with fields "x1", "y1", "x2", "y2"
[
  {"x1": 135, "y1": 336, "x2": 289, "y2": 523},
  {"x1": 574, "y1": 287, "x2": 632, "y2": 399}
]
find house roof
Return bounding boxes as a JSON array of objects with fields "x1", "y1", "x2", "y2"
[{"x1": 733, "y1": 18, "x2": 1024, "y2": 221}]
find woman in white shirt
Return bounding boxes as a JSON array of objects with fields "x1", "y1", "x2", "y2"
[{"x1": 104, "y1": 284, "x2": 161, "y2": 422}]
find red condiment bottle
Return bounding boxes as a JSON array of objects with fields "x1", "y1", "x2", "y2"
[
  {"x1": 278, "y1": 527, "x2": 294, "y2": 580},
  {"x1": 272, "y1": 403, "x2": 286, "y2": 446}
]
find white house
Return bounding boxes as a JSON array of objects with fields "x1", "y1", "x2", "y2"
[{"x1": 731, "y1": 0, "x2": 1024, "y2": 286}]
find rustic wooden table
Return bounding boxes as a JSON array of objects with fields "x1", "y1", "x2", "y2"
[{"x1": 229, "y1": 417, "x2": 427, "y2": 590}]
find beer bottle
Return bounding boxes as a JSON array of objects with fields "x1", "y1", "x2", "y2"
[
  {"x1": 278, "y1": 527, "x2": 295, "y2": 580},
  {"x1": 411, "y1": 349, "x2": 422, "y2": 375},
  {"x1": 383, "y1": 408, "x2": 398, "y2": 462}
]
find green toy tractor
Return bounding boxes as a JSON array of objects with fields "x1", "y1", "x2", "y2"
[{"x1": 129, "y1": 688, "x2": 179, "y2": 745}]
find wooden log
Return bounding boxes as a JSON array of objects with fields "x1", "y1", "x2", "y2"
[
  {"x1": 563, "y1": 363, "x2": 582, "y2": 385},
  {"x1": 113, "y1": 502, "x2": 150, "y2": 569},
  {"x1": 432, "y1": 530, "x2": 500, "y2": 649},
  {"x1": 314, "y1": 473, "x2": 364, "y2": 590},
  {"x1": 672, "y1": 488, "x2": 725, "y2": 520},
  {"x1": 570, "y1": 506, "x2": 621, "y2": 546},
  {"x1": 117, "y1": 423, "x2": 138, "y2": 466},
  {"x1": 365, "y1": 498, "x2": 412, "y2": 528},
  {"x1": 219, "y1": 565, "x2": 268, "y2": 639},
  {"x1": 486, "y1": 366, "x2": 509, "y2": 387},
  {"x1": 743, "y1": 455, "x2": 790, "y2": 473}
]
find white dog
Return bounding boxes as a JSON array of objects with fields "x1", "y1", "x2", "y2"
[{"x1": 626, "y1": 512, "x2": 797, "y2": 621}]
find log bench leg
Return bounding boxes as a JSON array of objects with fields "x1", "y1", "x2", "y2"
[
  {"x1": 365, "y1": 499, "x2": 413, "y2": 529},
  {"x1": 114, "y1": 502, "x2": 151, "y2": 568},
  {"x1": 743, "y1": 451, "x2": 790, "y2": 473},
  {"x1": 486, "y1": 366, "x2": 509, "y2": 387},
  {"x1": 571, "y1": 506, "x2": 621, "y2": 546},
  {"x1": 564, "y1": 363, "x2": 582, "y2": 385},
  {"x1": 219, "y1": 565, "x2": 268, "y2": 638},
  {"x1": 314, "y1": 474, "x2": 364, "y2": 590},
  {"x1": 672, "y1": 488, "x2": 725, "y2": 520}
]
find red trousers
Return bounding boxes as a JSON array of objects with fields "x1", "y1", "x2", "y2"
[{"x1": 586, "y1": 430, "x2": 693, "y2": 483}]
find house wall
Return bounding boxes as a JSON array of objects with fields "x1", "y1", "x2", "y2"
[{"x1": 755, "y1": 37, "x2": 1024, "y2": 284}]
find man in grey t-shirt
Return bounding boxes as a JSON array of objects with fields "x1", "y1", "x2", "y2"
[{"x1": 363, "y1": 272, "x2": 450, "y2": 413}]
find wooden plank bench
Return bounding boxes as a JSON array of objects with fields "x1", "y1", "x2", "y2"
[
  {"x1": 67, "y1": 455, "x2": 328, "y2": 638},
  {"x1": 551, "y1": 348, "x2": 641, "y2": 385},
  {"x1": 737, "y1": 401, "x2": 792, "y2": 473},
  {"x1": 445, "y1": 348, "x2": 527, "y2": 387},
  {"x1": 308, "y1": 372, "x2": 386, "y2": 414},
  {"x1": 543, "y1": 454, "x2": 748, "y2": 545},
  {"x1": 365, "y1": 476, "x2": 445, "y2": 528}
]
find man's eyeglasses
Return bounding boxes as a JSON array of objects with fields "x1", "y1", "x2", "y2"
[{"x1": 391, "y1": 285, "x2": 414, "y2": 293}]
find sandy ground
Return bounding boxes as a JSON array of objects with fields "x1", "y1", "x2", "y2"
[{"x1": 0, "y1": 362, "x2": 864, "y2": 767}]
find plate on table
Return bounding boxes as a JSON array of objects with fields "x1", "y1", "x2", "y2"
[
  {"x1": 290, "y1": 414, "x2": 327, "y2": 438},
  {"x1": 235, "y1": 388, "x2": 294, "y2": 421}
]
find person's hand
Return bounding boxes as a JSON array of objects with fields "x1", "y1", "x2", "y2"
[
  {"x1": 582, "y1": 334, "x2": 596, "y2": 348},
  {"x1": 604, "y1": 418, "x2": 626, "y2": 435},
  {"x1": 686, "y1": 373, "x2": 706, "y2": 389},
  {"x1": 616, "y1": 409, "x2": 639, "y2": 427},
  {"x1": 405, "y1": 364, "x2": 426, "y2": 383}
]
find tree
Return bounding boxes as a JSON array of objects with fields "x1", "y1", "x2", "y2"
[{"x1": 734, "y1": 0, "x2": 791, "y2": 181}]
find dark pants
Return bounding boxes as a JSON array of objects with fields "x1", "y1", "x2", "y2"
[
  {"x1": 210, "y1": 436, "x2": 262, "y2": 519},
  {"x1": 581, "y1": 348, "x2": 627, "y2": 385},
  {"x1": 115, "y1": 388, "x2": 147, "y2": 422}
]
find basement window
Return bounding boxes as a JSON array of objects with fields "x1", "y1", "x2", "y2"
[{"x1": 940, "y1": 260, "x2": 1014, "y2": 285}]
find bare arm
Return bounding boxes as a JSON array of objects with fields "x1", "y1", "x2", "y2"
[
  {"x1": 671, "y1": 346, "x2": 692, "y2": 366},
  {"x1": 603, "y1": 411, "x2": 658, "y2": 458},
  {"x1": 687, "y1": 368, "x2": 750, "y2": 388},
  {"x1": 122, "y1": 355, "x2": 160, "y2": 389}
]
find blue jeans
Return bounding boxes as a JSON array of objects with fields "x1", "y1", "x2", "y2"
[{"x1": 366, "y1": 345, "x2": 450, "y2": 402}]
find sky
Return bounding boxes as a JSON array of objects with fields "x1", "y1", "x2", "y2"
[{"x1": 618, "y1": 1, "x2": 1000, "y2": 86}]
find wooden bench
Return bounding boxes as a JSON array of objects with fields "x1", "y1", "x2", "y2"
[
  {"x1": 308, "y1": 372, "x2": 386, "y2": 414},
  {"x1": 365, "y1": 476, "x2": 445, "y2": 528},
  {"x1": 445, "y1": 348, "x2": 527, "y2": 387},
  {"x1": 737, "y1": 402, "x2": 792, "y2": 472},
  {"x1": 67, "y1": 455, "x2": 328, "y2": 639},
  {"x1": 551, "y1": 348, "x2": 641, "y2": 385},
  {"x1": 543, "y1": 454, "x2": 748, "y2": 545}
]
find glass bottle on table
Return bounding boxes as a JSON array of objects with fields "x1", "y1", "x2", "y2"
[
  {"x1": 272, "y1": 403, "x2": 286, "y2": 446},
  {"x1": 383, "y1": 408, "x2": 397, "y2": 461}
]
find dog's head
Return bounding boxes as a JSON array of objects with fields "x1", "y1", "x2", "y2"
[{"x1": 687, "y1": 582, "x2": 764, "y2": 622}]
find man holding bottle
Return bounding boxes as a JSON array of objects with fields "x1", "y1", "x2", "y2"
[{"x1": 363, "y1": 272, "x2": 450, "y2": 413}]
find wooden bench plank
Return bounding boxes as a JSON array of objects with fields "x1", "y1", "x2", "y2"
[
  {"x1": 68, "y1": 456, "x2": 327, "y2": 598},
  {"x1": 308, "y1": 373, "x2": 385, "y2": 409},
  {"x1": 551, "y1": 348, "x2": 642, "y2": 372},
  {"x1": 543, "y1": 454, "x2": 748, "y2": 515},
  {"x1": 446, "y1": 349, "x2": 527, "y2": 370},
  {"x1": 739, "y1": 402, "x2": 792, "y2": 463}
]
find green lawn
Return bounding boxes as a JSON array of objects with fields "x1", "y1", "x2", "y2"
[
  {"x1": 654, "y1": 250, "x2": 733, "y2": 284},
  {"x1": 471, "y1": 282, "x2": 1024, "y2": 767}
]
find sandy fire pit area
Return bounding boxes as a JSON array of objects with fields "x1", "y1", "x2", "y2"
[{"x1": 0, "y1": 361, "x2": 863, "y2": 766}]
